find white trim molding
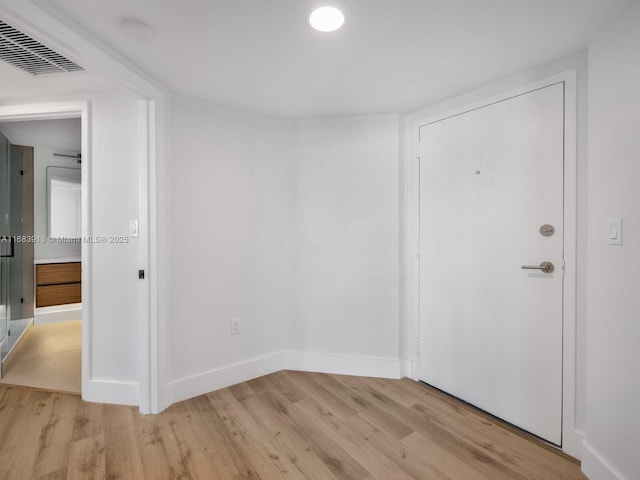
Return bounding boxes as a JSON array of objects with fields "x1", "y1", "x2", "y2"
[
  {"x1": 171, "y1": 352, "x2": 287, "y2": 404},
  {"x1": 285, "y1": 352, "x2": 402, "y2": 379},
  {"x1": 34, "y1": 304, "x2": 82, "y2": 325},
  {"x1": 170, "y1": 353, "x2": 403, "y2": 405},
  {"x1": 403, "y1": 68, "x2": 581, "y2": 458},
  {"x1": 137, "y1": 99, "x2": 152, "y2": 414},
  {"x1": 84, "y1": 379, "x2": 140, "y2": 407},
  {"x1": 573, "y1": 430, "x2": 586, "y2": 461},
  {"x1": 582, "y1": 441, "x2": 630, "y2": 480}
]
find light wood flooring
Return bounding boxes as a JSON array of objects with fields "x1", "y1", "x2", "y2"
[
  {"x1": 0, "y1": 320, "x2": 81, "y2": 394},
  {"x1": 0, "y1": 370, "x2": 586, "y2": 479}
]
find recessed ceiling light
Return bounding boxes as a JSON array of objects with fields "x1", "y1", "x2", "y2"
[
  {"x1": 309, "y1": 6, "x2": 345, "y2": 32},
  {"x1": 121, "y1": 18, "x2": 153, "y2": 41}
]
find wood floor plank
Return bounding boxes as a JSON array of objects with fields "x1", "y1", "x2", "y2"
[
  {"x1": 167, "y1": 411, "x2": 233, "y2": 479},
  {"x1": 239, "y1": 394, "x2": 344, "y2": 480},
  {"x1": 71, "y1": 400, "x2": 104, "y2": 442},
  {"x1": 308, "y1": 373, "x2": 415, "y2": 440},
  {"x1": 184, "y1": 393, "x2": 266, "y2": 479},
  {"x1": 228, "y1": 381, "x2": 256, "y2": 403},
  {"x1": 0, "y1": 372, "x2": 587, "y2": 480},
  {"x1": 66, "y1": 434, "x2": 105, "y2": 480},
  {"x1": 389, "y1": 378, "x2": 583, "y2": 479},
  {"x1": 38, "y1": 469, "x2": 69, "y2": 480},
  {"x1": 214, "y1": 389, "x2": 308, "y2": 480},
  {"x1": 345, "y1": 413, "x2": 454, "y2": 480},
  {"x1": 282, "y1": 370, "x2": 359, "y2": 420},
  {"x1": 331, "y1": 373, "x2": 529, "y2": 480},
  {"x1": 294, "y1": 397, "x2": 419, "y2": 480},
  {"x1": 334, "y1": 373, "x2": 585, "y2": 480},
  {"x1": 0, "y1": 387, "x2": 26, "y2": 446},
  {"x1": 207, "y1": 389, "x2": 294, "y2": 480},
  {"x1": 33, "y1": 393, "x2": 77, "y2": 477},
  {"x1": 400, "y1": 430, "x2": 495, "y2": 480},
  {"x1": 134, "y1": 412, "x2": 196, "y2": 480},
  {"x1": 103, "y1": 404, "x2": 145, "y2": 479},
  {"x1": 4, "y1": 390, "x2": 58, "y2": 479},
  {"x1": 250, "y1": 380, "x2": 370, "y2": 480},
  {"x1": 266, "y1": 370, "x2": 308, "y2": 404}
]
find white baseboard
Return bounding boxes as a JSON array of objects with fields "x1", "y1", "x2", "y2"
[
  {"x1": 34, "y1": 304, "x2": 82, "y2": 325},
  {"x1": 582, "y1": 440, "x2": 629, "y2": 480},
  {"x1": 171, "y1": 351, "x2": 287, "y2": 404},
  {"x1": 285, "y1": 351, "x2": 402, "y2": 379},
  {"x1": 2, "y1": 318, "x2": 33, "y2": 364},
  {"x1": 170, "y1": 351, "x2": 403, "y2": 405},
  {"x1": 401, "y1": 357, "x2": 413, "y2": 378},
  {"x1": 568, "y1": 430, "x2": 586, "y2": 460},
  {"x1": 83, "y1": 379, "x2": 139, "y2": 406}
]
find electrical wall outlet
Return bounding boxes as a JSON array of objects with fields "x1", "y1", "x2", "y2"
[{"x1": 231, "y1": 318, "x2": 240, "y2": 335}]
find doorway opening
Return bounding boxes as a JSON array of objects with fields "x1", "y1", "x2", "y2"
[{"x1": 0, "y1": 106, "x2": 87, "y2": 397}]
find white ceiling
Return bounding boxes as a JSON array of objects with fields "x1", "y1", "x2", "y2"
[{"x1": 15, "y1": 0, "x2": 633, "y2": 117}]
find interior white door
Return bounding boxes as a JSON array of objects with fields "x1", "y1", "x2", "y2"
[{"x1": 418, "y1": 83, "x2": 565, "y2": 445}]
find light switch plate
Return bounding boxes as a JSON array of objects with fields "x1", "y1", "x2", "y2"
[
  {"x1": 608, "y1": 218, "x2": 622, "y2": 245},
  {"x1": 231, "y1": 318, "x2": 240, "y2": 335},
  {"x1": 129, "y1": 219, "x2": 139, "y2": 238}
]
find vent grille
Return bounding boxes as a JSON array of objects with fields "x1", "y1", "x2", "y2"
[{"x1": 0, "y1": 20, "x2": 83, "y2": 75}]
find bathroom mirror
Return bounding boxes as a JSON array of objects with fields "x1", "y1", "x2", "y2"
[{"x1": 47, "y1": 166, "x2": 81, "y2": 239}]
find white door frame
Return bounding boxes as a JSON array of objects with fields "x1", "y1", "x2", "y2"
[
  {"x1": 403, "y1": 70, "x2": 578, "y2": 456},
  {"x1": 0, "y1": 101, "x2": 90, "y2": 391}
]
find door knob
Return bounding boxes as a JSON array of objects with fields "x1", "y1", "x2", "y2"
[{"x1": 521, "y1": 261, "x2": 554, "y2": 273}]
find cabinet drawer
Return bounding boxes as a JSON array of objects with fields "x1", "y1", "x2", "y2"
[
  {"x1": 36, "y1": 262, "x2": 81, "y2": 285},
  {"x1": 36, "y1": 283, "x2": 81, "y2": 307}
]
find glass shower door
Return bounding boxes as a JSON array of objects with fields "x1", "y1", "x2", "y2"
[{"x1": 0, "y1": 132, "x2": 10, "y2": 360}]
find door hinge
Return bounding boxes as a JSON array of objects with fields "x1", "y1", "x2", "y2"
[
  {"x1": 562, "y1": 259, "x2": 566, "y2": 277},
  {"x1": 415, "y1": 337, "x2": 420, "y2": 357},
  {"x1": 416, "y1": 141, "x2": 422, "y2": 159},
  {"x1": 416, "y1": 240, "x2": 421, "y2": 257}
]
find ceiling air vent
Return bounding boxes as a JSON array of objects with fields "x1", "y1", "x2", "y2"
[{"x1": 0, "y1": 20, "x2": 83, "y2": 75}]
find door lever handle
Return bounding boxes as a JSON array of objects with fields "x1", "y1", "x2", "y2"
[{"x1": 521, "y1": 261, "x2": 554, "y2": 273}]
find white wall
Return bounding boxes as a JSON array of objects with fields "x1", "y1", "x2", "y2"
[
  {"x1": 293, "y1": 115, "x2": 401, "y2": 364},
  {"x1": 0, "y1": 118, "x2": 82, "y2": 261},
  {"x1": 583, "y1": 2, "x2": 640, "y2": 479},
  {"x1": 87, "y1": 91, "x2": 142, "y2": 398},
  {"x1": 169, "y1": 93, "x2": 296, "y2": 401},
  {"x1": 168, "y1": 100, "x2": 404, "y2": 400}
]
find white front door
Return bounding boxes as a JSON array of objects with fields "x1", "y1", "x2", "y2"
[{"x1": 418, "y1": 83, "x2": 565, "y2": 445}]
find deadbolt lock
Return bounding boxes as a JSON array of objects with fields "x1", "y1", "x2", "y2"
[{"x1": 540, "y1": 224, "x2": 555, "y2": 237}]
